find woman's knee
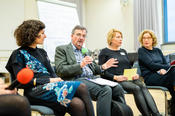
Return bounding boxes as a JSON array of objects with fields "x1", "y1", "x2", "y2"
[
  {"x1": 70, "y1": 97, "x2": 85, "y2": 111},
  {"x1": 77, "y1": 83, "x2": 89, "y2": 94},
  {"x1": 8, "y1": 95, "x2": 30, "y2": 105},
  {"x1": 113, "y1": 85, "x2": 124, "y2": 92},
  {"x1": 132, "y1": 85, "x2": 141, "y2": 92},
  {"x1": 79, "y1": 83, "x2": 87, "y2": 90}
]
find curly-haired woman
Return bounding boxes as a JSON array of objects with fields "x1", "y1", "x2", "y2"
[
  {"x1": 138, "y1": 29, "x2": 175, "y2": 115},
  {"x1": 6, "y1": 20, "x2": 94, "y2": 116}
]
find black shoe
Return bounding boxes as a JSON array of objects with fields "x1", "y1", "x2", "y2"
[
  {"x1": 152, "y1": 113, "x2": 162, "y2": 116},
  {"x1": 168, "y1": 99, "x2": 175, "y2": 115}
]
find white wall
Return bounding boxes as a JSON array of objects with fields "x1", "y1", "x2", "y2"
[
  {"x1": 158, "y1": 0, "x2": 163, "y2": 45},
  {"x1": 24, "y1": 0, "x2": 38, "y2": 20},
  {"x1": 0, "y1": 0, "x2": 169, "y2": 73},
  {"x1": 0, "y1": 0, "x2": 37, "y2": 73},
  {"x1": 0, "y1": 0, "x2": 24, "y2": 52},
  {"x1": 84, "y1": 0, "x2": 135, "y2": 52},
  {"x1": 0, "y1": 0, "x2": 38, "y2": 52},
  {"x1": 161, "y1": 43, "x2": 175, "y2": 55}
]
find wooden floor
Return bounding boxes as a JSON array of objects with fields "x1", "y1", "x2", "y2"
[{"x1": 125, "y1": 89, "x2": 171, "y2": 116}]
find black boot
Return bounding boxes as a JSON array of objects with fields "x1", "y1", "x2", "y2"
[
  {"x1": 152, "y1": 112, "x2": 162, "y2": 116},
  {"x1": 168, "y1": 99, "x2": 175, "y2": 116},
  {"x1": 111, "y1": 100, "x2": 133, "y2": 116}
]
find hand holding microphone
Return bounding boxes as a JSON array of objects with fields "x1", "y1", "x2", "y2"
[
  {"x1": 80, "y1": 56, "x2": 93, "y2": 68},
  {"x1": 6, "y1": 68, "x2": 34, "y2": 90},
  {"x1": 81, "y1": 48, "x2": 93, "y2": 68}
]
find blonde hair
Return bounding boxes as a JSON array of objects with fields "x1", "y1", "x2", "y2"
[
  {"x1": 107, "y1": 29, "x2": 123, "y2": 45},
  {"x1": 138, "y1": 29, "x2": 157, "y2": 47}
]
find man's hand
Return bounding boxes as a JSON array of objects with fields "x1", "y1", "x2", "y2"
[
  {"x1": 102, "y1": 58, "x2": 118, "y2": 70},
  {"x1": 50, "y1": 77, "x2": 63, "y2": 83},
  {"x1": 113, "y1": 75, "x2": 127, "y2": 82},
  {"x1": 80, "y1": 56, "x2": 93, "y2": 68}
]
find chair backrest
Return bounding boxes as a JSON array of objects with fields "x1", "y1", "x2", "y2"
[
  {"x1": 31, "y1": 105, "x2": 55, "y2": 115},
  {"x1": 165, "y1": 52, "x2": 175, "y2": 64},
  {"x1": 127, "y1": 52, "x2": 138, "y2": 67},
  {"x1": 132, "y1": 61, "x2": 141, "y2": 76}
]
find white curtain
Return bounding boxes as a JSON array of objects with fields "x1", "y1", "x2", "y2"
[
  {"x1": 59, "y1": 0, "x2": 83, "y2": 24},
  {"x1": 75, "y1": 0, "x2": 83, "y2": 25},
  {"x1": 133, "y1": 0, "x2": 160, "y2": 50},
  {"x1": 46, "y1": 0, "x2": 82, "y2": 23}
]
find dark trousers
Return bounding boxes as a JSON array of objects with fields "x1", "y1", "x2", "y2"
[
  {"x1": 120, "y1": 80, "x2": 160, "y2": 116},
  {"x1": 76, "y1": 76, "x2": 125, "y2": 116},
  {"x1": 144, "y1": 67, "x2": 175, "y2": 103}
]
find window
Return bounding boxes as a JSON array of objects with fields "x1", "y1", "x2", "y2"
[
  {"x1": 163, "y1": 0, "x2": 175, "y2": 43},
  {"x1": 37, "y1": 0, "x2": 80, "y2": 62}
]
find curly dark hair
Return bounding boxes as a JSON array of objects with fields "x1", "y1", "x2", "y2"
[{"x1": 14, "y1": 19, "x2": 45, "y2": 47}]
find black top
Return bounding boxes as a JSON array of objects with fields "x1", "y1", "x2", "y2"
[
  {"x1": 98, "y1": 47, "x2": 131, "y2": 81},
  {"x1": 6, "y1": 46, "x2": 57, "y2": 89},
  {"x1": 138, "y1": 47, "x2": 170, "y2": 78}
]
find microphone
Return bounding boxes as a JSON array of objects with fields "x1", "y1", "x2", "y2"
[
  {"x1": 81, "y1": 48, "x2": 94, "y2": 69},
  {"x1": 81, "y1": 47, "x2": 89, "y2": 56},
  {"x1": 6, "y1": 68, "x2": 34, "y2": 90}
]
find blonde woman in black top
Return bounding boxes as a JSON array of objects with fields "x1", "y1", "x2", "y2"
[{"x1": 99, "y1": 29, "x2": 161, "y2": 116}]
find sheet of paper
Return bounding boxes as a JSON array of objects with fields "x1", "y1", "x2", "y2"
[
  {"x1": 165, "y1": 65, "x2": 175, "y2": 74},
  {"x1": 123, "y1": 68, "x2": 137, "y2": 81},
  {"x1": 86, "y1": 78, "x2": 118, "y2": 87}
]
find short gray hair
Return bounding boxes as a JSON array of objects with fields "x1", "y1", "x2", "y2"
[{"x1": 71, "y1": 25, "x2": 87, "y2": 34}]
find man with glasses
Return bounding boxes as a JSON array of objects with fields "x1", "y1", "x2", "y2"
[{"x1": 55, "y1": 25, "x2": 131, "y2": 116}]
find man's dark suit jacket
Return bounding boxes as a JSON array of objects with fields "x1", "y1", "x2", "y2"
[{"x1": 55, "y1": 43, "x2": 102, "y2": 80}]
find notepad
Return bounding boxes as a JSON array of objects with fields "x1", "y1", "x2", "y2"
[
  {"x1": 123, "y1": 68, "x2": 137, "y2": 81},
  {"x1": 86, "y1": 78, "x2": 118, "y2": 87}
]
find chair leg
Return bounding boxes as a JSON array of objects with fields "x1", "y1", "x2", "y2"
[{"x1": 164, "y1": 91, "x2": 168, "y2": 116}]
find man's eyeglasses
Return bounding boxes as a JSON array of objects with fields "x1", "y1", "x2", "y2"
[{"x1": 75, "y1": 33, "x2": 86, "y2": 38}]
